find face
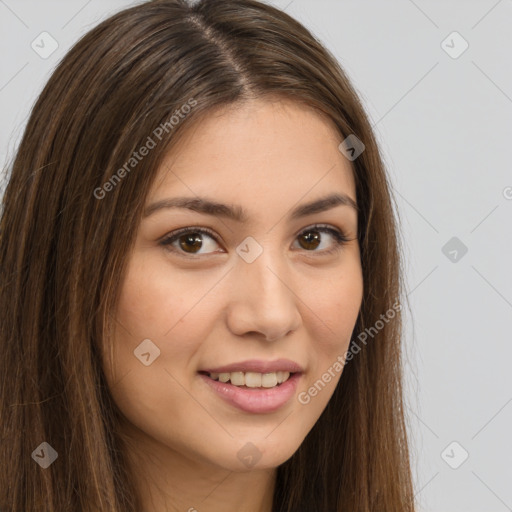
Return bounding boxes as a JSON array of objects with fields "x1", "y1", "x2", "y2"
[{"x1": 103, "y1": 97, "x2": 364, "y2": 473}]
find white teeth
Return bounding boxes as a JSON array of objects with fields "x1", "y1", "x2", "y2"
[
  {"x1": 276, "y1": 371, "x2": 290, "y2": 384},
  {"x1": 261, "y1": 373, "x2": 277, "y2": 388},
  {"x1": 207, "y1": 371, "x2": 292, "y2": 387},
  {"x1": 245, "y1": 372, "x2": 261, "y2": 388},
  {"x1": 230, "y1": 371, "x2": 245, "y2": 386}
]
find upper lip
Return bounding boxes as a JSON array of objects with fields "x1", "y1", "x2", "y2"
[{"x1": 200, "y1": 359, "x2": 304, "y2": 374}]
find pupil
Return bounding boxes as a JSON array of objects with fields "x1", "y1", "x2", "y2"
[
  {"x1": 301, "y1": 231, "x2": 320, "y2": 250},
  {"x1": 179, "y1": 233, "x2": 202, "y2": 253}
]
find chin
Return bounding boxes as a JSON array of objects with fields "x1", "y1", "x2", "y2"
[{"x1": 203, "y1": 434, "x2": 302, "y2": 472}]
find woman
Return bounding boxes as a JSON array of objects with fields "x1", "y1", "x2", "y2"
[{"x1": 0, "y1": 0, "x2": 416, "y2": 510}]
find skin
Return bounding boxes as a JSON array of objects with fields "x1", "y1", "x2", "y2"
[{"x1": 103, "y1": 97, "x2": 364, "y2": 512}]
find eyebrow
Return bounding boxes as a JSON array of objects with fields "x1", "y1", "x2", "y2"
[{"x1": 143, "y1": 192, "x2": 358, "y2": 221}]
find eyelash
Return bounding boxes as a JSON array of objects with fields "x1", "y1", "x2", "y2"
[{"x1": 159, "y1": 224, "x2": 351, "y2": 258}]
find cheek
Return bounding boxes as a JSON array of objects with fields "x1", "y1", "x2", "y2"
[
  {"x1": 104, "y1": 256, "x2": 199, "y2": 387},
  {"x1": 102, "y1": 256, "x2": 218, "y2": 449},
  {"x1": 299, "y1": 264, "x2": 363, "y2": 404},
  {"x1": 311, "y1": 263, "x2": 363, "y2": 350},
  {"x1": 116, "y1": 254, "x2": 181, "y2": 332},
  {"x1": 114, "y1": 252, "x2": 215, "y2": 345},
  {"x1": 105, "y1": 250, "x2": 233, "y2": 398}
]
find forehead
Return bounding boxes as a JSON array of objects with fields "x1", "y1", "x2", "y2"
[{"x1": 148, "y1": 97, "x2": 357, "y2": 220}]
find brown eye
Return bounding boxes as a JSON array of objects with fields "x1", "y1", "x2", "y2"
[
  {"x1": 177, "y1": 232, "x2": 203, "y2": 254},
  {"x1": 160, "y1": 224, "x2": 350, "y2": 259},
  {"x1": 298, "y1": 230, "x2": 321, "y2": 250},
  {"x1": 160, "y1": 228, "x2": 221, "y2": 256},
  {"x1": 293, "y1": 225, "x2": 350, "y2": 255}
]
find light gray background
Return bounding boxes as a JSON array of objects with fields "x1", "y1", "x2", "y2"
[{"x1": 1, "y1": 1, "x2": 511, "y2": 511}]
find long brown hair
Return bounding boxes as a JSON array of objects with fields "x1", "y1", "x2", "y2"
[{"x1": 0, "y1": 0, "x2": 416, "y2": 510}]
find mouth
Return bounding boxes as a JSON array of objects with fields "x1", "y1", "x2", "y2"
[
  {"x1": 197, "y1": 362, "x2": 304, "y2": 414},
  {"x1": 198, "y1": 370, "x2": 296, "y2": 389}
]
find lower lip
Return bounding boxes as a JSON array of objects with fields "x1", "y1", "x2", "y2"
[{"x1": 198, "y1": 372, "x2": 302, "y2": 414}]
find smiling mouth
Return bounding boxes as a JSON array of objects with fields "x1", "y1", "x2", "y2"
[{"x1": 199, "y1": 370, "x2": 295, "y2": 389}]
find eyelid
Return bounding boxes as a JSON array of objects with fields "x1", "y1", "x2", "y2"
[{"x1": 158, "y1": 225, "x2": 221, "y2": 244}]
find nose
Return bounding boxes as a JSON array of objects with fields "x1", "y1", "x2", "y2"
[{"x1": 225, "y1": 246, "x2": 302, "y2": 342}]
